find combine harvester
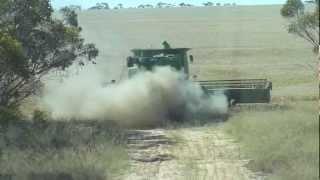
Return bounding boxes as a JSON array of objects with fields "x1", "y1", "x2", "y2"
[{"x1": 126, "y1": 43, "x2": 272, "y2": 106}]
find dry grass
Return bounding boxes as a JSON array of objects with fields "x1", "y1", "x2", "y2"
[
  {"x1": 77, "y1": 5, "x2": 316, "y2": 94},
  {"x1": 2, "y1": 4, "x2": 316, "y2": 179},
  {"x1": 0, "y1": 112, "x2": 129, "y2": 180},
  {"x1": 223, "y1": 99, "x2": 319, "y2": 180},
  {"x1": 76, "y1": 5, "x2": 318, "y2": 179}
]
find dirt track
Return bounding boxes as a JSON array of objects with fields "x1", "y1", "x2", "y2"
[{"x1": 123, "y1": 126, "x2": 265, "y2": 180}]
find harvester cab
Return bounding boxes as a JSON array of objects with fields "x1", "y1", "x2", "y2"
[
  {"x1": 126, "y1": 47, "x2": 192, "y2": 78},
  {"x1": 126, "y1": 43, "x2": 272, "y2": 105}
]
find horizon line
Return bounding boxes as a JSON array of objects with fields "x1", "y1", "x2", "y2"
[
  {"x1": 51, "y1": 0, "x2": 287, "y2": 9},
  {"x1": 52, "y1": 3, "x2": 285, "y2": 10}
]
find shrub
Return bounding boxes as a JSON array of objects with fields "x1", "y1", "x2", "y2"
[{"x1": 0, "y1": 106, "x2": 21, "y2": 125}]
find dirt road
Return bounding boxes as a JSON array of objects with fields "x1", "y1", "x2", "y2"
[{"x1": 123, "y1": 125, "x2": 264, "y2": 180}]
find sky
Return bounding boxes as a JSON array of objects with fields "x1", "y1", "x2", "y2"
[{"x1": 51, "y1": 0, "x2": 287, "y2": 9}]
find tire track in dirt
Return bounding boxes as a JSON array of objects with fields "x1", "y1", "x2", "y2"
[{"x1": 123, "y1": 126, "x2": 265, "y2": 180}]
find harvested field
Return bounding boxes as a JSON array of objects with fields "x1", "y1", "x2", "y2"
[
  {"x1": 74, "y1": 5, "x2": 317, "y2": 179},
  {"x1": 2, "y1": 4, "x2": 317, "y2": 180}
]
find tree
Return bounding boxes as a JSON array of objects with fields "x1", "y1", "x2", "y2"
[
  {"x1": 281, "y1": 0, "x2": 304, "y2": 17},
  {"x1": 117, "y1": 3, "x2": 124, "y2": 9},
  {"x1": 145, "y1": 4, "x2": 153, "y2": 8},
  {"x1": 0, "y1": 32, "x2": 31, "y2": 107},
  {"x1": 165, "y1": 3, "x2": 176, "y2": 8},
  {"x1": 203, "y1": 2, "x2": 214, "y2": 6},
  {"x1": 89, "y1": 2, "x2": 109, "y2": 10},
  {"x1": 304, "y1": 0, "x2": 316, "y2": 3},
  {"x1": 157, "y1": 2, "x2": 166, "y2": 8},
  {"x1": 281, "y1": 0, "x2": 319, "y2": 53},
  {"x1": 138, "y1": 4, "x2": 153, "y2": 8},
  {"x1": 281, "y1": 0, "x2": 319, "y2": 109},
  {"x1": 179, "y1": 3, "x2": 186, "y2": 7},
  {"x1": 0, "y1": 0, "x2": 98, "y2": 107},
  {"x1": 179, "y1": 3, "x2": 193, "y2": 7},
  {"x1": 101, "y1": 3, "x2": 110, "y2": 9},
  {"x1": 60, "y1": 7, "x2": 79, "y2": 27}
]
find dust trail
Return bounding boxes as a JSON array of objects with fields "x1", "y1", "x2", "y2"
[{"x1": 41, "y1": 67, "x2": 228, "y2": 127}]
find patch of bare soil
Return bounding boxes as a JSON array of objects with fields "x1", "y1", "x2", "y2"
[{"x1": 122, "y1": 127, "x2": 265, "y2": 180}]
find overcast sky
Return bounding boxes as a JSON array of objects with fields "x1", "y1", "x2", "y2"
[{"x1": 51, "y1": 0, "x2": 287, "y2": 9}]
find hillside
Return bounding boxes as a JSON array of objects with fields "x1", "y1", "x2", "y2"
[
  {"x1": 1, "y1": 4, "x2": 317, "y2": 180},
  {"x1": 78, "y1": 5, "x2": 316, "y2": 98},
  {"x1": 76, "y1": 5, "x2": 318, "y2": 180}
]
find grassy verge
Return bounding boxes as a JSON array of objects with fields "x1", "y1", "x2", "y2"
[
  {"x1": 0, "y1": 109, "x2": 129, "y2": 180},
  {"x1": 223, "y1": 99, "x2": 319, "y2": 180}
]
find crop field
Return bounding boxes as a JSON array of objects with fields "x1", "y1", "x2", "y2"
[
  {"x1": 1, "y1": 4, "x2": 318, "y2": 180},
  {"x1": 77, "y1": 5, "x2": 318, "y2": 180},
  {"x1": 78, "y1": 5, "x2": 317, "y2": 96}
]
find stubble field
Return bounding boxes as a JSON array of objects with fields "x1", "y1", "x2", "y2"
[
  {"x1": 77, "y1": 5, "x2": 318, "y2": 180},
  {"x1": 1, "y1": 5, "x2": 317, "y2": 180}
]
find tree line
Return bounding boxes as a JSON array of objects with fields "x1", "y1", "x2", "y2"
[{"x1": 85, "y1": 2, "x2": 237, "y2": 10}]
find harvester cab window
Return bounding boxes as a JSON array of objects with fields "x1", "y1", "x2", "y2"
[
  {"x1": 189, "y1": 55, "x2": 194, "y2": 63},
  {"x1": 127, "y1": 57, "x2": 135, "y2": 67}
]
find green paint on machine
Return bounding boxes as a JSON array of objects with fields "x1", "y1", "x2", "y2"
[{"x1": 126, "y1": 42, "x2": 272, "y2": 105}]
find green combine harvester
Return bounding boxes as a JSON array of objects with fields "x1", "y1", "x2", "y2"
[{"x1": 126, "y1": 43, "x2": 272, "y2": 105}]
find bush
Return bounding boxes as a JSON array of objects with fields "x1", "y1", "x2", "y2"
[
  {"x1": 0, "y1": 106, "x2": 22, "y2": 125},
  {"x1": 32, "y1": 110, "x2": 50, "y2": 124}
]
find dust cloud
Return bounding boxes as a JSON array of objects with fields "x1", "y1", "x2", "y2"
[{"x1": 41, "y1": 67, "x2": 228, "y2": 127}]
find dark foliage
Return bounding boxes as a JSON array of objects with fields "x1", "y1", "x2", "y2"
[
  {"x1": 0, "y1": 0, "x2": 99, "y2": 107},
  {"x1": 281, "y1": 0, "x2": 319, "y2": 53}
]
